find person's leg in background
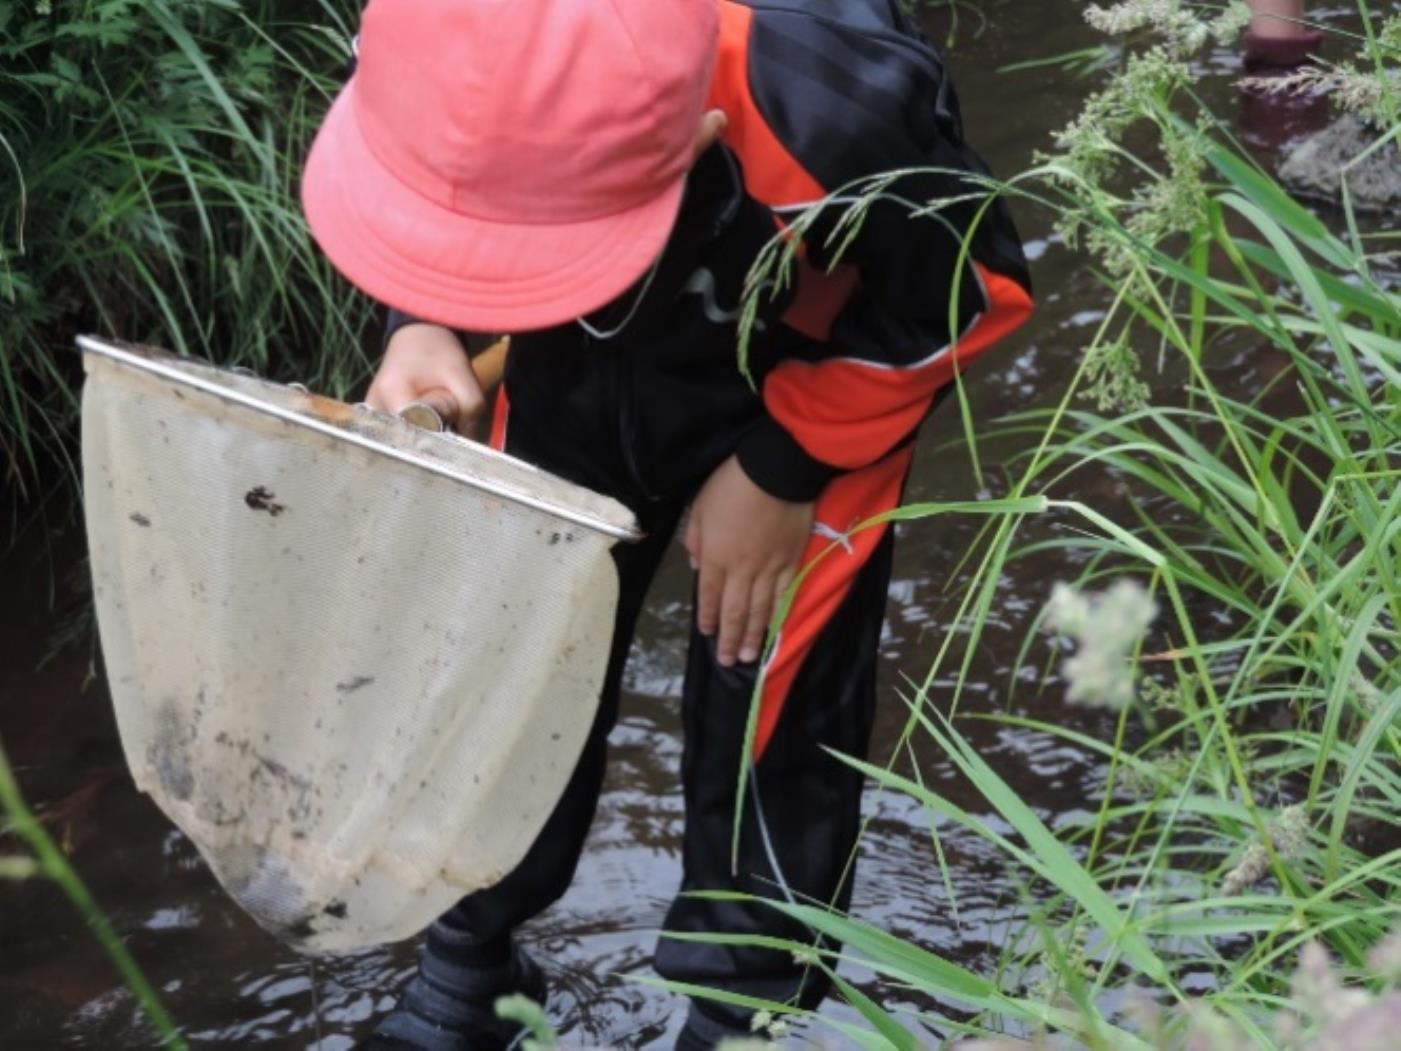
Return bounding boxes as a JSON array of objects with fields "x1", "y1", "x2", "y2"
[
  {"x1": 1243, "y1": 0, "x2": 1322, "y2": 72},
  {"x1": 1237, "y1": 0, "x2": 1329, "y2": 153},
  {"x1": 657, "y1": 450, "x2": 913, "y2": 1049}
]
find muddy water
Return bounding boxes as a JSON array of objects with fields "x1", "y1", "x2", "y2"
[{"x1": 0, "y1": 5, "x2": 1360, "y2": 1048}]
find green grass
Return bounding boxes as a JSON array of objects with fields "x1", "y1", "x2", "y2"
[{"x1": 0, "y1": 0, "x2": 375, "y2": 502}]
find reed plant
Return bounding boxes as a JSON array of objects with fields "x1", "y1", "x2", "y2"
[
  {"x1": 0, "y1": 0, "x2": 374, "y2": 501},
  {"x1": 686, "y1": 2, "x2": 1401, "y2": 1047},
  {"x1": 0, "y1": 741, "x2": 186, "y2": 1047}
]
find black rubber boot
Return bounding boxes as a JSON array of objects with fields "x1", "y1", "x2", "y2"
[
  {"x1": 357, "y1": 925, "x2": 547, "y2": 1051},
  {"x1": 674, "y1": 1001, "x2": 755, "y2": 1051},
  {"x1": 1242, "y1": 27, "x2": 1324, "y2": 73}
]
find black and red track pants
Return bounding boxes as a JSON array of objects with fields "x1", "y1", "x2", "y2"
[{"x1": 430, "y1": 324, "x2": 914, "y2": 1021}]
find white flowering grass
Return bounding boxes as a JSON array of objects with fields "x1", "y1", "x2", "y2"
[
  {"x1": 1241, "y1": 13, "x2": 1401, "y2": 127},
  {"x1": 1085, "y1": 0, "x2": 1251, "y2": 54},
  {"x1": 1043, "y1": 580, "x2": 1159, "y2": 709},
  {"x1": 1220, "y1": 804, "x2": 1310, "y2": 896}
]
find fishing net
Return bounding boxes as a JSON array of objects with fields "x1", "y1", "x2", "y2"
[{"x1": 79, "y1": 337, "x2": 637, "y2": 953}]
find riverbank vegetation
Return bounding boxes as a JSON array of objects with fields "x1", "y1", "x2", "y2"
[{"x1": 0, "y1": 0, "x2": 373, "y2": 502}]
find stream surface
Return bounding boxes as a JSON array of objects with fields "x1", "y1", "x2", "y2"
[{"x1": 0, "y1": 4, "x2": 1369, "y2": 1047}]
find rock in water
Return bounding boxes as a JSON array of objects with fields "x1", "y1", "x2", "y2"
[{"x1": 1278, "y1": 114, "x2": 1401, "y2": 213}]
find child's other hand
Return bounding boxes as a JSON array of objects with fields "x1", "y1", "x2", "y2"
[
  {"x1": 685, "y1": 455, "x2": 814, "y2": 667},
  {"x1": 366, "y1": 323, "x2": 486, "y2": 436}
]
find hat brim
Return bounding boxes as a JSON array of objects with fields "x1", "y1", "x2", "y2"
[{"x1": 302, "y1": 82, "x2": 686, "y2": 333}]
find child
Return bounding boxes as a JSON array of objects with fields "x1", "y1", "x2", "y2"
[{"x1": 300, "y1": 0, "x2": 1032, "y2": 1047}]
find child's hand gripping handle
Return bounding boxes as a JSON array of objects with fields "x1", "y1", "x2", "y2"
[
  {"x1": 399, "y1": 389, "x2": 460, "y2": 432},
  {"x1": 370, "y1": 325, "x2": 508, "y2": 438}
]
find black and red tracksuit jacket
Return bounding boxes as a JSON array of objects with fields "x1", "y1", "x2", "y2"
[
  {"x1": 704, "y1": 0, "x2": 1032, "y2": 499},
  {"x1": 387, "y1": 0, "x2": 1033, "y2": 502}
]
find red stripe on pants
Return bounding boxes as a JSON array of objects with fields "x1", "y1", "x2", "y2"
[{"x1": 752, "y1": 444, "x2": 913, "y2": 760}]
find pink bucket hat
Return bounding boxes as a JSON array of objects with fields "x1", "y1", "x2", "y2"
[{"x1": 302, "y1": 0, "x2": 719, "y2": 333}]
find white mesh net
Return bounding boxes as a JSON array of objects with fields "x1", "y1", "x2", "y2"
[{"x1": 80, "y1": 339, "x2": 637, "y2": 953}]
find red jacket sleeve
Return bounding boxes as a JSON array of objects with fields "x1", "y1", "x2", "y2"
[{"x1": 713, "y1": 0, "x2": 1034, "y2": 500}]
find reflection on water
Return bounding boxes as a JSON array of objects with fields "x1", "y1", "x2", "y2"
[{"x1": 0, "y1": 4, "x2": 1367, "y2": 1048}]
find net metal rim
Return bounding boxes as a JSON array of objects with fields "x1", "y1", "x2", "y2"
[{"x1": 76, "y1": 334, "x2": 643, "y2": 543}]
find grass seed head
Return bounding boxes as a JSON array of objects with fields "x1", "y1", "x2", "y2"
[
  {"x1": 1084, "y1": 0, "x2": 1248, "y2": 55},
  {"x1": 1043, "y1": 579, "x2": 1157, "y2": 709},
  {"x1": 1222, "y1": 805, "x2": 1309, "y2": 896},
  {"x1": 1369, "y1": 926, "x2": 1401, "y2": 983}
]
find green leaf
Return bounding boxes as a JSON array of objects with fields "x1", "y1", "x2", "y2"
[
  {"x1": 827, "y1": 969, "x2": 919, "y2": 1051},
  {"x1": 834, "y1": 720, "x2": 1174, "y2": 990}
]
